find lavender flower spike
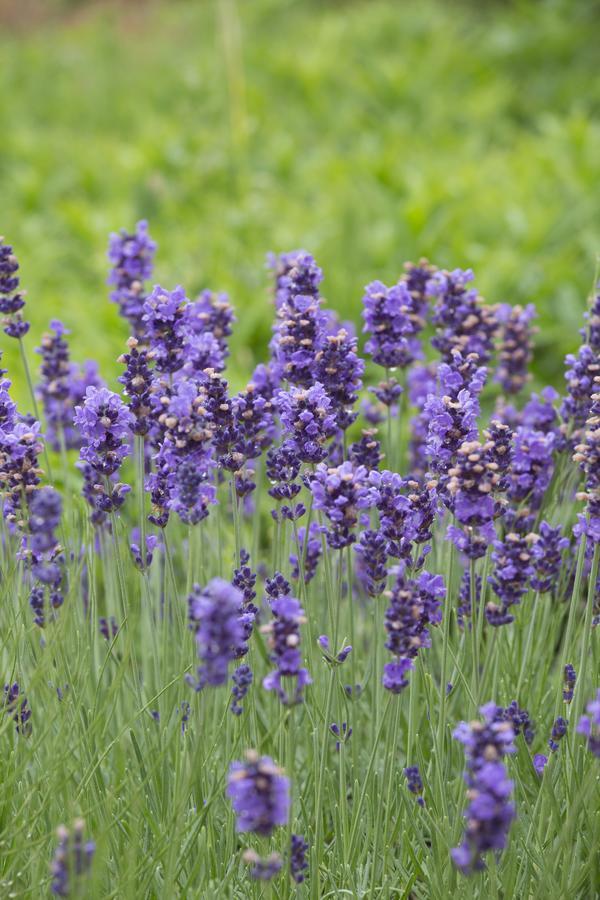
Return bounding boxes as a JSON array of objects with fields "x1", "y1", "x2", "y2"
[
  {"x1": 227, "y1": 750, "x2": 290, "y2": 836},
  {"x1": 310, "y1": 460, "x2": 373, "y2": 548},
  {"x1": 187, "y1": 578, "x2": 245, "y2": 689},
  {"x1": 0, "y1": 237, "x2": 29, "y2": 338},
  {"x1": 576, "y1": 688, "x2": 600, "y2": 757},
  {"x1": 107, "y1": 220, "x2": 156, "y2": 337},
  {"x1": 50, "y1": 819, "x2": 95, "y2": 897},
  {"x1": 451, "y1": 702, "x2": 516, "y2": 875}
]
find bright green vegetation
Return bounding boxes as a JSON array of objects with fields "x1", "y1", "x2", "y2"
[{"x1": 1, "y1": 0, "x2": 599, "y2": 404}]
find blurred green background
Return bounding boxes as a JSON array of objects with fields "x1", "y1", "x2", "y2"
[{"x1": 1, "y1": 0, "x2": 599, "y2": 405}]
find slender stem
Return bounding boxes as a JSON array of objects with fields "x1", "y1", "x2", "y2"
[
  {"x1": 573, "y1": 542, "x2": 599, "y2": 727},
  {"x1": 469, "y1": 557, "x2": 479, "y2": 709},
  {"x1": 136, "y1": 435, "x2": 147, "y2": 563},
  {"x1": 516, "y1": 591, "x2": 541, "y2": 698}
]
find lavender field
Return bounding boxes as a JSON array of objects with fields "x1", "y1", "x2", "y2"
[{"x1": 0, "y1": 225, "x2": 598, "y2": 898}]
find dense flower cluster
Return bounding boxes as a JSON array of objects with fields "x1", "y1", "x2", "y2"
[
  {"x1": 3, "y1": 681, "x2": 32, "y2": 736},
  {"x1": 487, "y1": 533, "x2": 535, "y2": 626},
  {"x1": 362, "y1": 279, "x2": 426, "y2": 369},
  {"x1": 227, "y1": 751, "x2": 290, "y2": 836},
  {"x1": 262, "y1": 580, "x2": 311, "y2": 705},
  {"x1": 573, "y1": 393, "x2": 600, "y2": 544},
  {"x1": 107, "y1": 220, "x2": 156, "y2": 337},
  {"x1": 187, "y1": 578, "x2": 244, "y2": 689},
  {"x1": 451, "y1": 702, "x2": 516, "y2": 875},
  {"x1": 310, "y1": 460, "x2": 372, "y2": 548},
  {"x1": 427, "y1": 268, "x2": 497, "y2": 363},
  {"x1": 383, "y1": 570, "x2": 445, "y2": 692},
  {"x1": 277, "y1": 383, "x2": 337, "y2": 464},
  {"x1": 495, "y1": 303, "x2": 537, "y2": 395}
]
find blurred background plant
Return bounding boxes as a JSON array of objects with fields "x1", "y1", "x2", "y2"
[{"x1": 1, "y1": 0, "x2": 599, "y2": 404}]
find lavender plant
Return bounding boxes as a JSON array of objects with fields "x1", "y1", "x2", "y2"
[{"x1": 0, "y1": 230, "x2": 597, "y2": 899}]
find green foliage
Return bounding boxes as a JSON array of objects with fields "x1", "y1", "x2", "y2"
[{"x1": 1, "y1": 0, "x2": 599, "y2": 404}]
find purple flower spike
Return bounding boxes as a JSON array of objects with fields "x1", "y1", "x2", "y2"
[
  {"x1": 362, "y1": 279, "x2": 426, "y2": 369},
  {"x1": 576, "y1": 688, "x2": 600, "y2": 757},
  {"x1": 383, "y1": 570, "x2": 445, "y2": 692},
  {"x1": 427, "y1": 268, "x2": 498, "y2": 364},
  {"x1": 382, "y1": 659, "x2": 414, "y2": 693},
  {"x1": 142, "y1": 284, "x2": 188, "y2": 373},
  {"x1": 486, "y1": 532, "x2": 535, "y2": 627},
  {"x1": 310, "y1": 460, "x2": 373, "y2": 548},
  {"x1": 404, "y1": 766, "x2": 425, "y2": 806},
  {"x1": 548, "y1": 716, "x2": 568, "y2": 753},
  {"x1": 533, "y1": 753, "x2": 548, "y2": 775},
  {"x1": 451, "y1": 703, "x2": 516, "y2": 876},
  {"x1": 573, "y1": 393, "x2": 600, "y2": 545},
  {"x1": 242, "y1": 850, "x2": 283, "y2": 881},
  {"x1": 290, "y1": 834, "x2": 309, "y2": 883},
  {"x1": 227, "y1": 750, "x2": 290, "y2": 836},
  {"x1": 563, "y1": 664, "x2": 577, "y2": 704},
  {"x1": 262, "y1": 590, "x2": 311, "y2": 705},
  {"x1": 50, "y1": 819, "x2": 95, "y2": 897},
  {"x1": 108, "y1": 220, "x2": 156, "y2": 337},
  {"x1": 0, "y1": 238, "x2": 29, "y2": 338},
  {"x1": 277, "y1": 382, "x2": 337, "y2": 464},
  {"x1": 231, "y1": 664, "x2": 253, "y2": 716},
  {"x1": 3, "y1": 682, "x2": 32, "y2": 736},
  {"x1": 354, "y1": 529, "x2": 388, "y2": 597},
  {"x1": 495, "y1": 303, "x2": 537, "y2": 395},
  {"x1": 187, "y1": 578, "x2": 245, "y2": 689},
  {"x1": 531, "y1": 522, "x2": 569, "y2": 593}
]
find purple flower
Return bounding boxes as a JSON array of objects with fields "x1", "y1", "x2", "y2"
[
  {"x1": 310, "y1": 460, "x2": 373, "y2": 549},
  {"x1": 184, "y1": 289, "x2": 235, "y2": 359},
  {"x1": 451, "y1": 703, "x2": 516, "y2": 875},
  {"x1": 232, "y1": 383, "x2": 276, "y2": 460},
  {"x1": 142, "y1": 285, "x2": 188, "y2": 373},
  {"x1": 118, "y1": 337, "x2": 154, "y2": 436},
  {"x1": 533, "y1": 753, "x2": 548, "y2": 775},
  {"x1": 232, "y1": 549, "x2": 258, "y2": 658},
  {"x1": 277, "y1": 383, "x2": 337, "y2": 464},
  {"x1": 486, "y1": 533, "x2": 535, "y2": 627},
  {"x1": 507, "y1": 427, "x2": 556, "y2": 527},
  {"x1": 349, "y1": 428, "x2": 383, "y2": 470},
  {"x1": 576, "y1": 688, "x2": 600, "y2": 757},
  {"x1": 0, "y1": 238, "x2": 29, "y2": 338},
  {"x1": 318, "y1": 635, "x2": 352, "y2": 667},
  {"x1": 35, "y1": 321, "x2": 79, "y2": 450},
  {"x1": 496, "y1": 700, "x2": 534, "y2": 745},
  {"x1": 227, "y1": 751, "x2": 290, "y2": 836},
  {"x1": 0, "y1": 419, "x2": 44, "y2": 523},
  {"x1": 3, "y1": 682, "x2": 32, "y2": 736},
  {"x1": 573, "y1": 393, "x2": 600, "y2": 545},
  {"x1": 187, "y1": 578, "x2": 245, "y2": 689},
  {"x1": 404, "y1": 766, "x2": 425, "y2": 806},
  {"x1": 382, "y1": 659, "x2": 414, "y2": 693},
  {"x1": 74, "y1": 386, "x2": 133, "y2": 477},
  {"x1": 99, "y1": 616, "x2": 118, "y2": 641},
  {"x1": 362, "y1": 279, "x2": 425, "y2": 369},
  {"x1": 548, "y1": 716, "x2": 568, "y2": 752},
  {"x1": 330, "y1": 721, "x2": 352, "y2": 751},
  {"x1": 262, "y1": 588, "x2": 311, "y2": 705},
  {"x1": 271, "y1": 270, "x2": 328, "y2": 385},
  {"x1": 231, "y1": 664, "x2": 253, "y2": 716},
  {"x1": 424, "y1": 383, "x2": 480, "y2": 479},
  {"x1": 290, "y1": 522, "x2": 322, "y2": 584},
  {"x1": 563, "y1": 664, "x2": 577, "y2": 704},
  {"x1": 427, "y1": 268, "x2": 498, "y2": 363},
  {"x1": 129, "y1": 532, "x2": 159, "y2": 571},
  {"x1": 242, "y1": 850, "x2": 283, "y2": 881},
  {"x1": 383, "y1": 570, "x2": 445, "y2": 692},
  {"x1": 169, "y1": 456, "x2": 216, "y2": 525},
  {"x1": 522, "y1": 386, "x2": 561, "y2": 436},
  {"x1": 561, "y1": 344, "x2": 599, "y2": 440},
  {"x1": 290, "y1": 834, "x2": 309, "y2": 883},
  {"x1": 530, "y1": 522, "x2": 568, "y2": 593},
  {"x1": 354, "y1": 528, "x2": 388, "y2": 597},
  {"x1": 445, "y1": 436, "x2": 508, "y2": 559},
  {"x1": 269, "y1": 249, "x2": 323, "y2": 309},
  {"x1": 495, "y1": 303, "x2": 536, "y2": 395},
  {"x1": 315, "y1": 328, "x2": 364, "y2": 429},
  {"x1": 50, "y1": 819, "x2": 95, "y2": 897},
  {"x1": 107, "y1": 220, "x2": 156, "y2": 337}
]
